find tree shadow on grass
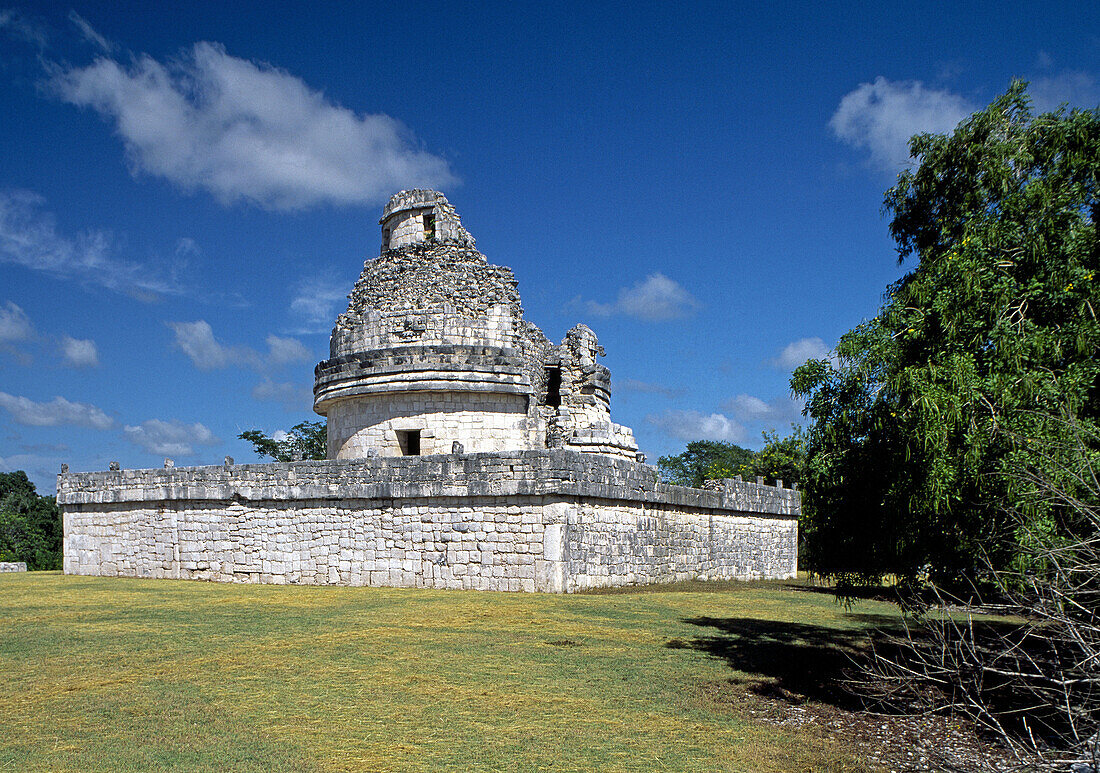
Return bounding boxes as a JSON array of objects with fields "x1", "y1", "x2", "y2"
[{"x1": 667, "y1": 614, "x2": 904, "y2": 710}]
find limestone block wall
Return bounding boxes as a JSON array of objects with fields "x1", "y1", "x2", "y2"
[
  {"x1": 59, "y1": 451, "x2": 799, "y2": 591},
  {"x1": 562, "y1": 502, "x2": 797, "y2": 589},
  {"x1": 326, "y1": 392, "x2": 540, "y2": 458},
  {"x1": 65, "y1": 497, "x2": 554, "y2": 591}
]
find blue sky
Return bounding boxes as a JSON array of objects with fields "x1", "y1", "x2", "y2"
[{"x1": 2, "y1": 1, "x2": 1098, "y2": 493}]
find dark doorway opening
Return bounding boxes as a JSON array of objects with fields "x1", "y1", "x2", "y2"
[
  {"x1": 398, "y1": 430, "x2": 421, "y2": 456},
  {"x1": 544, "y1": 367, "x2": 562, "y2": 408}
]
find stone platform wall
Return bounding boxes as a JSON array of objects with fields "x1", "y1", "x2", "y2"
[{"x1": 58, "y1": 451, "x2": 798, "y2": 592}]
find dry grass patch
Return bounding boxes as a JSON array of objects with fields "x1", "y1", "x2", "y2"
[{"x1": 0, "y1": 573, "x2": 900, "y2": 772}]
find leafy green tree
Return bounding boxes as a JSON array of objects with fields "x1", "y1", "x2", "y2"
[
  {"x1": 657, "y1": 440, "x2": 755, "y2": 487},
  {"x1": 0, "y1": 471, "x2": 62, "y2": 570},
  {"x1": 793, "y1": 82, "x2": 1100, "y2": 586},
  {"x1": 239, "y1": 421, "x2": 327, "y2": 462},
  {"x1": 748, "y1": 426, "x2": 807, "y2": 487}
]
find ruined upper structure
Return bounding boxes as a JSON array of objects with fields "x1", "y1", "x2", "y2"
[{"x1": 313, "y1": 190, "x2": 638, "y2": 461}]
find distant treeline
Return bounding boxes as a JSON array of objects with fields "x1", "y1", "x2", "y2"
[{"x1": 0, "y1": 471, "x2": 62, "y2": 570}]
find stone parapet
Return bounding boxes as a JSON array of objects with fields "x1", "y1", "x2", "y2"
[{"x1": 57, "y1": 450, "x2": 799, "y2": 516}]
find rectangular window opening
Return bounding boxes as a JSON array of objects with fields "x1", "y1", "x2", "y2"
[
  {"x1": 398, "y1": 429, "x2": 421, "y2": 456},
  {"x1": 382, "y1": 228, "x2": 391, "y2": 250},
  {"x1": 544, "y1": 366, "x2": 562, "y2": 408},
  {"x1": 423, "y1": 213, "x2": 435, "y2": 240}
]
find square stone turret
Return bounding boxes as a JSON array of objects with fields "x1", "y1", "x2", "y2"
[{"x1": 313, "y1": 191, "x2": 638, "y2": 461}]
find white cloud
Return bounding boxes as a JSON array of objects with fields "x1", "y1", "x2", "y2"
[
  {"x1": 646, "y1": 410, "x2": 746, "y2": 443},
  {"x1": 67, "y1": 11, "x2": 115, "y2": 53},
  {"x1": 50, "y1": 41, "x2": 457, "y2": 210},
  {"x1": 168, "y1": 320, "x2": 231, "y2": 369},
  {"x1": 722, "y1": 394, "x2": 805, "y2": 426},
  {"x1": 0, "y1": 190, "x2": 181, "y2": 296},
  {"x1": 168, "y1": 320, "x2": 312, "y2": 370},
  {"x1": 123, "y1": 419, "x2": 218, "y2": 456},
  {"x1": 290, "y1": 276, "x2": 349, "y2": 333},
  {"x1": 60, "y1": 336, "x2": 99, "y2": 367},
  {"x1": 583, "y1": 273, "x2": 700, "y2": 321},
  {"x1": 0, "y1": 391, "x2": 114, "y2": 429},
  {"x1": 252, "y1": 378, "x2": 313, "y2": 409},
  {"x1": 830, "y1": 77, "x2": 975, "y2": 170},
  {"x1": 1029, "y1": 71, "x2": 1100, "y2": 113},
  {"x1": 772, "y1": 336, "x2": 833, "y2": 370},
  {"x1": 0, "y1": 301, "x2": 32, "y2": 343}
]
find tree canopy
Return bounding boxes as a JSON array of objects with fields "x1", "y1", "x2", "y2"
[
  {"x1": 239, "y1": 421, "x2": 327, "y2": 462},
  {"x1": 0, "y1": 471, "x2": 62, "y2": 570},
  {"x1": 792, "y1": 82, "x2": 1100, "y2": 585},
  {"x1": 657, "y1": 440, "x2": 755, "y2": 487}
]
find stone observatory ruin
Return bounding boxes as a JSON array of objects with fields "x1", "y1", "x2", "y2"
[
  {"x1": 315, "y1": 189, "x2": 638, "y2": 461},
  {"x1": 58, "y1": 190, "x2": 799, "y2": 592}
]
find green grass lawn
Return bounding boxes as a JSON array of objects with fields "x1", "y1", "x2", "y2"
[{"x1": 0, "y1": 573, "x2": 901, "y2": 772}]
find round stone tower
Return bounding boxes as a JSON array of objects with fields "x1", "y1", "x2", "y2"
[
  {"x1": 314, "y1": 191, "x2": 547, "y2": 459},
  {"x1": 313, "y1": 190, "x2": 638, "y2": 461}
]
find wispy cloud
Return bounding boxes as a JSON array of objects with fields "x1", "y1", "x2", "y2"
[
  {"x1": 265, "y1": 335, "x2": 311, "y2": 365},
  {"x1": 67, "y1": 11, "x2": 115, "y2": 53},
  {"x1": 168, "y1": 320, "x2": 312, "y2": 371},
  {"x1": 0, "y1": 453, "x2": 61, "y2": 484},
  {"x1": 49, "y1": 41, "x2": 457, "y2": 210},
  {"x1": 722, "y1": 394, "x2": 805, "y2": 426},
  {"x1": 0, "y1": 190, "x2": 182, "y2": 297},
  {"x1": 615, "y1": 378, "x2": 682, "y2": 398},
  {"x1": 0, "y1": 8, "x2": 47, "y2": 48},
  {"x1": 646, "y1": 410, "x2": 746, "y2": 443},
  {"x1": 123, "y1": 419, "x2": 218, "y2": 456},
  {"x1": 0, "y1": 300, "x2": 33, "y2": 344},
  {"x1": 771, "y1": 336, "x2": 834, "y2": 370},
  {"x1": 252, "y1": 378, "x2": 313, "y2": 410},
  {"x1": 580, "y1": 273, "x2": 700, "y2": 321},
  {"x1": 0, "y1": 391, "x2": 114, "y2": 429},
  {"x1": 830, "y1": 77, "x2": 975, "y2": 170},
  {"x1": 289, "y1": 276, "x2": 349, "y2": 333},
  {"x1": 1029, "y1": 71, "x2": 1100, "y2": 113},
  {"x1": 60, "y1": 335, "x2": 99, "y2": 367}
]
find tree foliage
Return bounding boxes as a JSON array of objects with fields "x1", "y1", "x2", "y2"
[
  {"x1": 239, "y1": 421, "x2": 327, "y2": 462},
  {"x1": 0, "y1": 471, "x2": 62, "y2": 570},
  {"x1": 657, "y1": 440, "x2": 755, "y2": 487},
  {"x1": 792, "y1": 82, "x2": 1100, "y2": 586},
  {"x1": 748, "y1": 426, "x2": 807, "y2": 488}
]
